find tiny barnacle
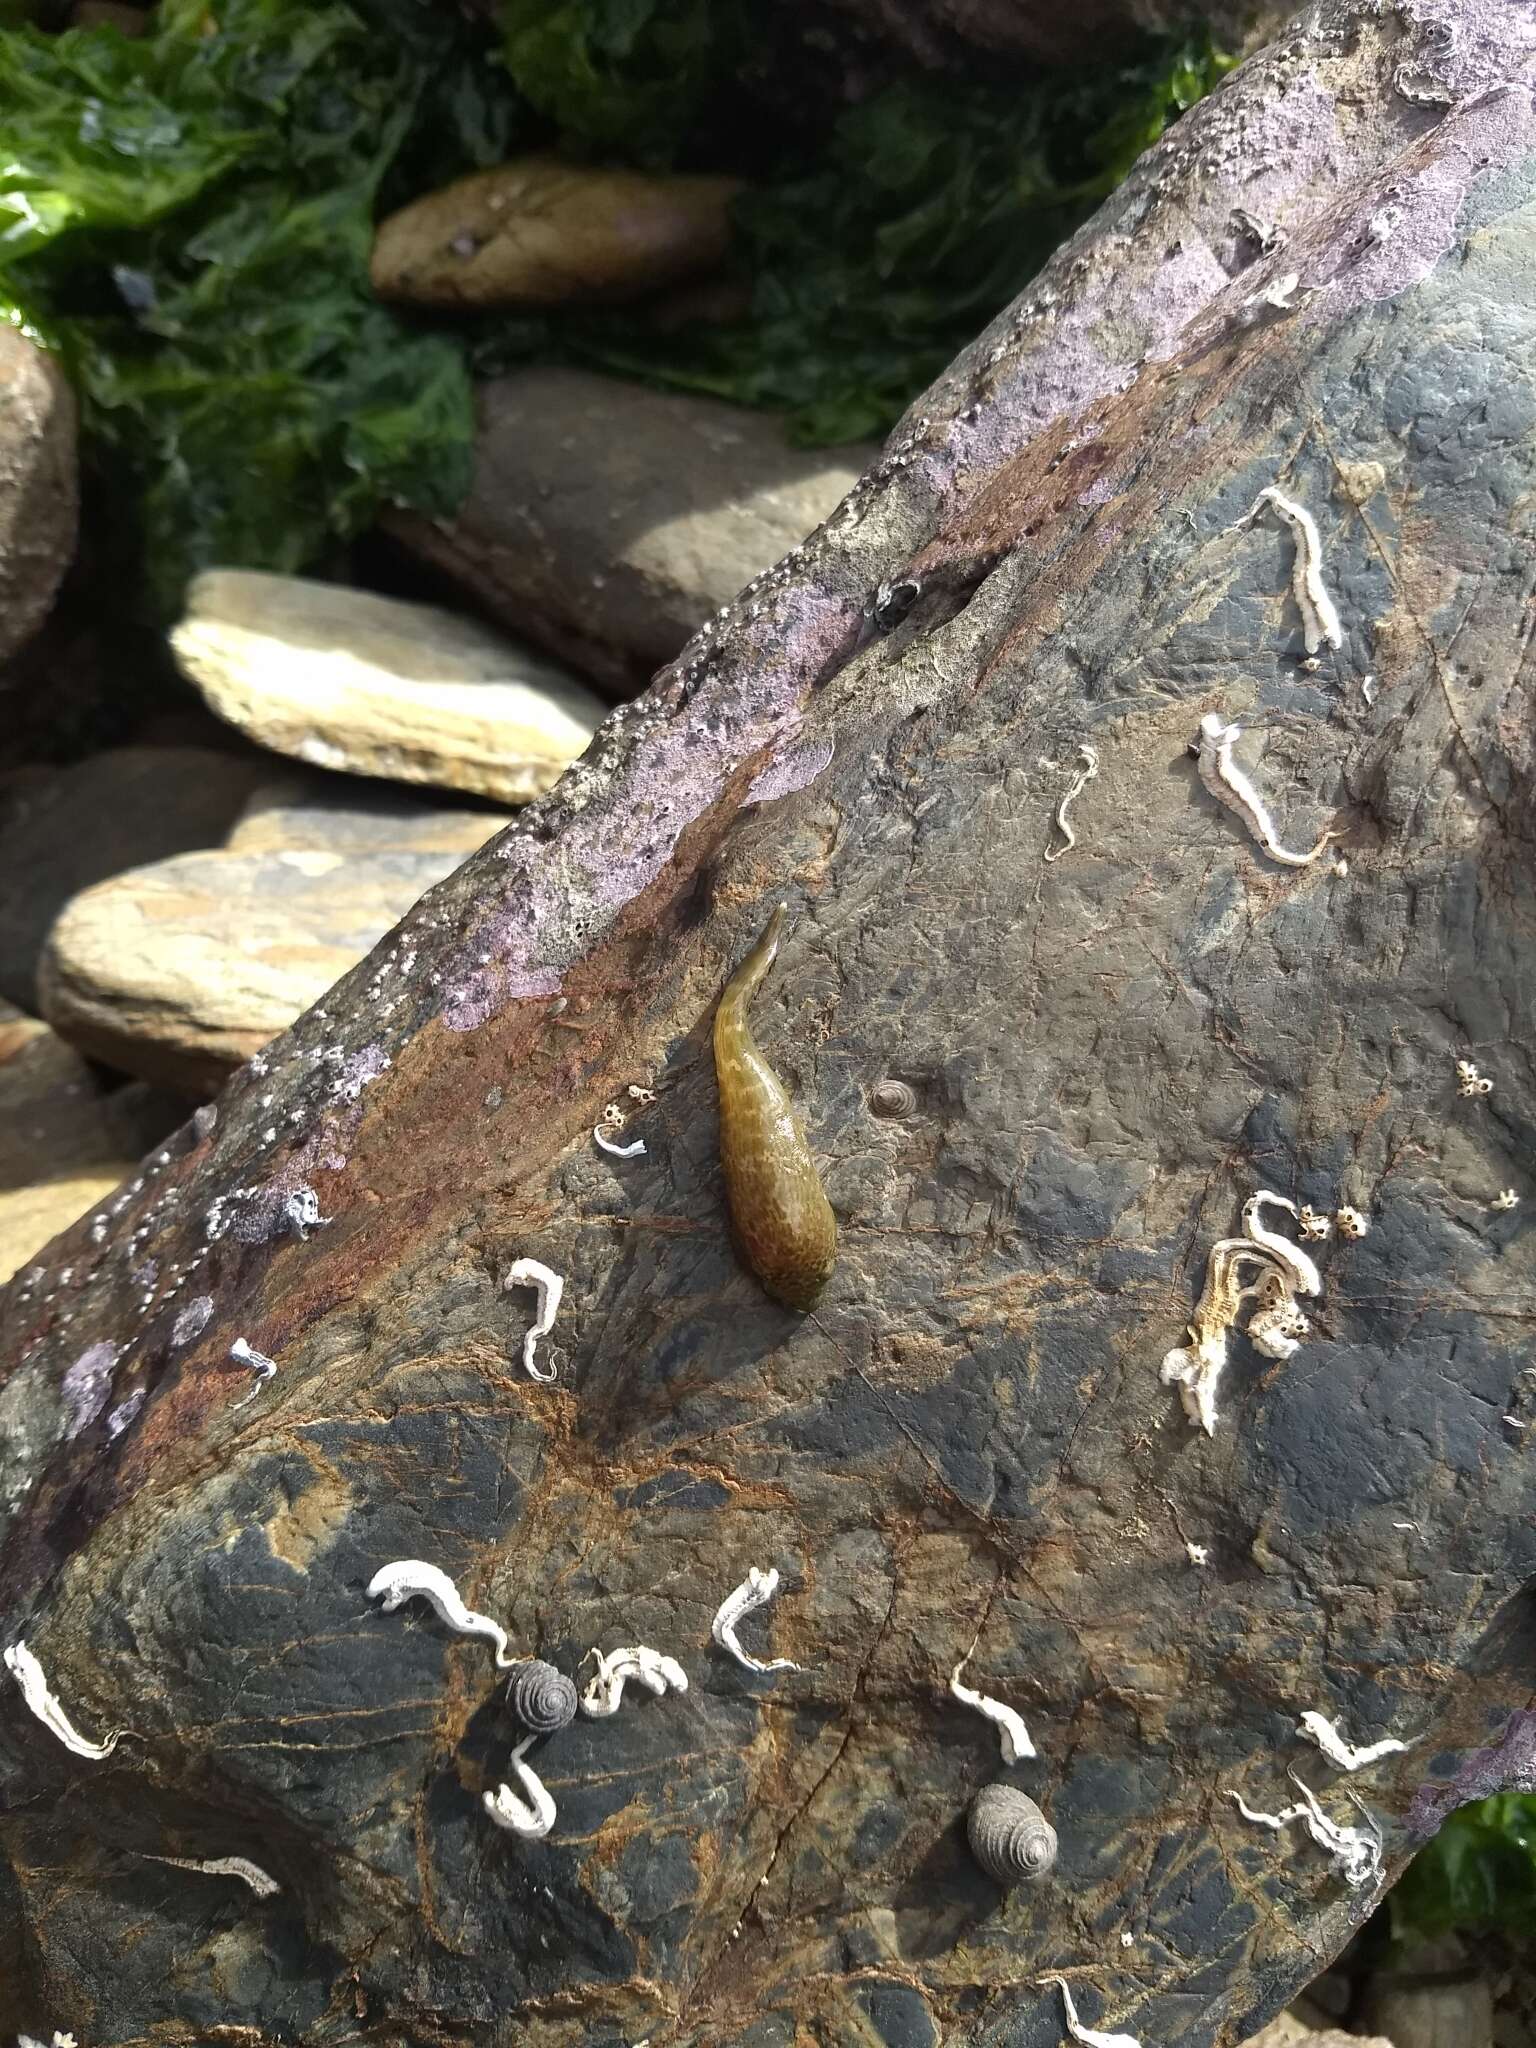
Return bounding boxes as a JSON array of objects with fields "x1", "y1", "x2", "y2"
[
  {"x1": 1491, "y1": 1190, "x2": 1520, "y2": 1213},
  {"x1": 1335, "y1": 1206, "x2": 1369, "y2": 1240},
  {"x1": 1297, "y1": 1205, "x2": 1331, "y2": 1241},
  {"x1": 1456, "y1": 1057, "x2": 1493, "y2": 1098}
]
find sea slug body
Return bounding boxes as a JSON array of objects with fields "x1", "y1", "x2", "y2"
[
  {"x1": 714, "y1": 904, "x2": 837, "y2": 1310},
  {"x1": 579, "y1": 1644, "x2": 689, "y2": 1718},
  {"x1": 1044, "y1": 744, "x2": 1099, "y2": 863},
  {"x1": 1243, "y1": 485, "x2": 1343, "y2": 653},
  {"x1": 141, "y1": 1852, "x2": 281, "y2": 1897},
  {"x1": 504, "y1": 1258, "x2": 564, "y2": 1381},
  {"x1": 483, "y1": 1734, "x2": 556, "y2": 1839}
]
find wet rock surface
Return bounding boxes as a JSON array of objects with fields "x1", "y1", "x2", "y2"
[
  {"x1": 3, "y1": 5, "x2": 1536, "y2": 2045},
  {"x1": 0, "y1": 326, "x2": 77, "y2": 666},
  {"x1": 172, "y1": 569, "x2": 607, "y2": 805},
  {"x1": 388, "y1": 368, "x2": 874, "y2": 692}
]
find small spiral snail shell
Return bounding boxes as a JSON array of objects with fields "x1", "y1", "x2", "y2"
[
  {"x1": 967, "y1": 1784, "x2": 1058, "y2": 1885},
  {"x1": 869, "y1": 1079, "x2": 917, "y2": 1119},
  {"x1": 509, "y1": 1659, "x2": 578, "y2": 1734}
]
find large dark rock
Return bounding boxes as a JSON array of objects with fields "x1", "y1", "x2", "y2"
[
  {"x1": 387, "y1": 369, "x2": 874, "y2": 695},
  {"x1": 3, "y1": 4, "x2": 1536, "y2": 2043},
  {"x1": 0, "y1": 328, "x2": 76, "y2": 667}
]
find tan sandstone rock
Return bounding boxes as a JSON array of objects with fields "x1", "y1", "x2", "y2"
[
  {"x1": 0, "y1": 1002, "x2": 181, "y2": 1282},
  {"x1": 386, "y1": 369, "x2": 875, "y2": 692},
  {"x1": 37, "y1": 806, "x2": 500, "y2": 1093},
  {"x1": 171, "y1": 571, "x2": 606, "y2": 805},
  {"x1": 0, "y1": 746, "x2": 266, "y2": 1011}
]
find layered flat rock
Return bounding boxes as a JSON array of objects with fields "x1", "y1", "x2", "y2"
[
  {"x1": 37, "y1": 807, "x2": 499, "y2": 1091},
  {"x1": 227, "y1": 771, "x2": 510, "y2": 857},
  {"x1": 0, "y1": 326, "x2": 77, "y2": 663},
  {"x1": 0, "y1": 746, "x2": 266, "y2": 1012},
  {"x1": 171, "y1": 571, "x2": 606, "y2": 805},
  {"x1": 0, "y1": 1003, "x2": 181, "y2": 1284},
  {"x1": 387, "y1": 368, "x2": 874, "y2": 691}
]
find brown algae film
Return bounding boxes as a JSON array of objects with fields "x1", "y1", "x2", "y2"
[{"x1": 714, "y1": 903, "x2": 837, "y2": 1310}]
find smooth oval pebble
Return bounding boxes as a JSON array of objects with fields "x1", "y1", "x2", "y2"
[
  {"x1": 509, "y1": 1658, "x2": 578, "y2": 1734},
  {"x1": 967, "y1": 1784, "x2": 1058, "y2": 1885},
  {"x1": 371, "y1": 157, "x2": 742, "y2": 311}
]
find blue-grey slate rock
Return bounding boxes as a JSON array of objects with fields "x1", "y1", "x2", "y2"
[{"x1": 2, "y1": 5, "x2": 1535, "y2": 2045}]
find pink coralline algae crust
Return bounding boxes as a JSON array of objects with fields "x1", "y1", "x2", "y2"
[
  {"x1": 747, "y1": 737, "x2": 835, "y2": 805},
  {"x1": 60, "y1": 1341, "x2": 119, "y2": 1437},
  {"x1": 1314, "y1": 85, "x2": 1536, "y2": 325},
  {"x1": 1407, "y1": 1709, "x2": 1536, "y2": 1840},
  {"x1": 438, "y1": 589, "x2": 862, "y2": 1035}
]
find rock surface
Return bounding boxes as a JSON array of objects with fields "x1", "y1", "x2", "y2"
[
  {"x1": 4, "y1": 5, "x2": 1536, "y2": 2044},
  {"x1": 226, "y1": 771, "x2": 509, "y2": 857},
  {"x1": 371, "y1": 157, "x2": 741, "y2": 310},
  {"x1": 0, "y1": 327, "x2": 77, "y2": 666},
  {"x1": 0, "y1": 1003, "x2": 181, "y2": 1285},
  {"x1": 37, "y1": 805, "x2": 505, "y2": 1094},
  {"x1": 0, "y1": 746, "x2": 266, "y2": 1013},
  {"x1": 171, "y1": 570, "x2": 607, "y2": 805},
  {"x1": 387, "y1": 369, "x2": 875, "y2": 692}
]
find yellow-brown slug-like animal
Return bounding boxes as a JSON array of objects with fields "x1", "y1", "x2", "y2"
[{"x1": 714, "y1": 904, "x2": 837, "y2": 1310}]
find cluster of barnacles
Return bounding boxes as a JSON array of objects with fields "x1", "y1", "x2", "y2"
[{"x1": 1161, "y1": 1191, "x2": 1367, "y2": 1435}]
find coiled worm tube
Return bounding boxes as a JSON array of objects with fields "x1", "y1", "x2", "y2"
[{"x1": 714, "y1": 903, "x2": 837, "y2": 1310}]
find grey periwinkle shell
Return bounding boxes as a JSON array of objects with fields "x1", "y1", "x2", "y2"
[
  {"x1": 509, "y1": 1658, "x2": 578, "y2": 1733},
  {"x1": 967, "y1": 1784, "x2": 1058, "y2": 1885}
]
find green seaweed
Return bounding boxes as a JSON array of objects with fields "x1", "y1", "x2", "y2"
[
  {"x1": 0, "y1": 0, "x2": 1230, "y2": 618},
  {"x1": 0, "y1": 0, "x2": 515, "y2": 616},
  {"x1": 1390, "y1": 1795, "x2": 1536, "y2": 1943}
]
